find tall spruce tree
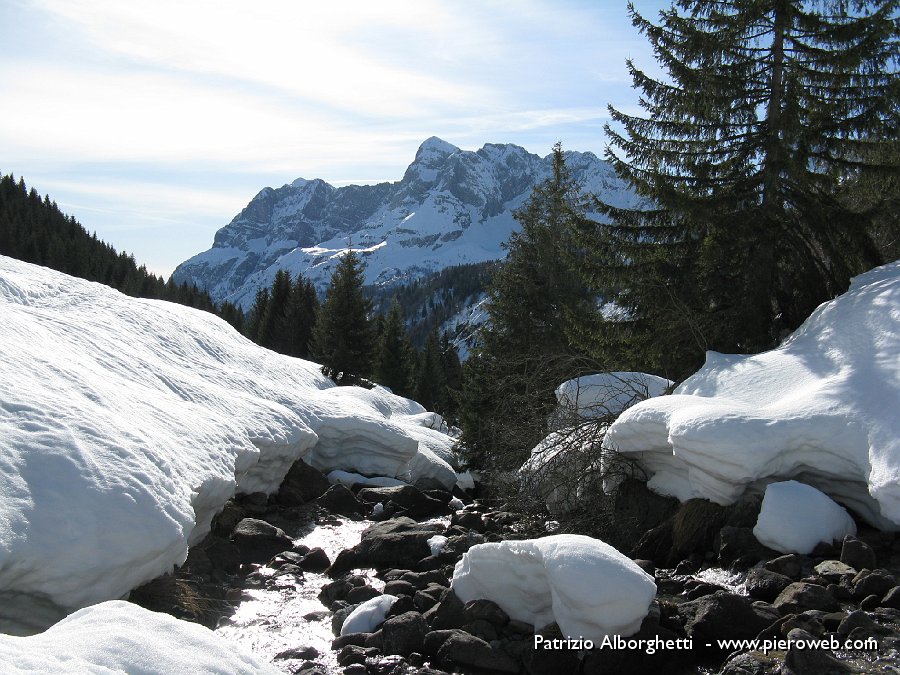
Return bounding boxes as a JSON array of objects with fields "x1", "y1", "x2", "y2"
[
  {"x1": 285, "y1": 273, "x2": 318, "y2": 358},
  {"x1": 587, "y1": 0, "x2": 899, "y2": 376},
  {"x1": 311, "y1": 247, "x2": 375, "y2": 384},
  {"x1": 459, "y1": 145, "x2": 599, "y2": 470},
  {"x1": 374, "y1": 301, "x2": 415, "y2": 397},
  {"x1": 257, "y1": 269, "x2": 292, "y2": 350}
]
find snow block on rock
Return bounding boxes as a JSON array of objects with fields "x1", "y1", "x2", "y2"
[
  {"x1": 753, "y1": 481, "x2": 857, "y2": 555},
  {"x1": 0, "y1": 600, "x2": 278, "y2": 674},
  {"x1": 451, "y1": 534, "x2": 656, "y2": 641},
  {"x1": 604, "y1": 261, "x2": 900, "y2": 529},
  {"x1": 340, "y1": 594, "x2": 398, "y2": 636}
]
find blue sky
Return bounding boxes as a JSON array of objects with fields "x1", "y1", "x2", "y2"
[{"x1": 1, "y1": 0, "x2": 669, "y2": 278}]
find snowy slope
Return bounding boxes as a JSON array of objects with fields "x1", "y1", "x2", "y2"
[
  {"x1": 0, "y1": 256, "x2": 459, "y2": 629},
  {"x1": 172, "y1": 138, "x2": 639, "y2": 309},
  {"x1": 604, "y1": 261, "x2": 900, "y2": 530}
]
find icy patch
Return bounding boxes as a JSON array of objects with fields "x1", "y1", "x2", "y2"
[
  {"x1": 452, "y1": 534, "x2": 656, "y2": 641},
  {"x1": 427, "y1": 535, "x2": 448, "y2": 557},
  {"x1": 753, "y1": 481, "x2": 857, "y2": 554}
]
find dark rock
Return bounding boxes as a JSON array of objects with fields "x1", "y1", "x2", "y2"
[
  {"x1": 381, "y1": 611, "x2": 429, "y2": 656},
  {"x1": 852, "y1": 569, "x2": 896, "y2": 600},
  {"x1": 276, "y1": 459, "x2": 330, "y2": 506},
  {"x1": 813, "y1": 560, "x2": 857, "y2": 581},
  {"x1": 274, "y1": 645, "x2": 319, "y2": 660},
  {"x1": 841, "y1": 535, "x2": 877, "y2": 571},
  {"x1": 463, "y1": 599, "x2": 509, "y2": 626},
  {"x1": 211, "y1": 501, "x2": 247, "y2": 536},
  {"x1": 684, "y1": 581, "x2": 724, "y2": 600},
  {"x1": 400, "y1": 570, "x2": 448, "y2": 589},
  {"x1": 435, "y1": 632, "x2": 519, "y2": 673},
  {"x1": 347, "y1": 585, "x2": 381, "y2": 604},
  {"x1": 582, "y1": 624, "x2": 690, "y2": 675},
  {"x1": 354, "y1": 518, "x2": 440, "y2": 570},
  {"x1": 422, "y1": 629, "x2": 468, "y2": 657},
  {"x1": 724, "y1": 492, "x2": 764, "y2": 529},
  {"x1": 337, "y1": 644, "x2": 367, "y2": 666},
  {"x1": 332, "y1": 606, "x2": 360, "y2": 637},
  {"x1": 630, "y1": 519, "x2": 674, "y2": 565},
  {"x1": 719, "y1": 649, "x2": 783, "y2": 675},
  {"x1": 881, "y1": 585, "x2": 900, "y2": 609},
  {"x1": 679, "y1": 590, "x2": 774, "y2": 641},
  {"x1": 230, "y1": 518, "x2": 293, "y2": 563},
  {"x1": 773, "y1": 582, "x2": 840, "y2": 615},
  {"x1": 423, "y1": 588, "x2": 466, "y2": 629},
  {"x1": 745, "y1": 567, "x2": 794, "y2": 602},
  {"x1": 783, "y1": 627, "x2": 853, "y2": 674},
  {"x1": 332, "y1": 632, "x2": 370, "y2": 649},
  {"x1": 450, "y1": 510, "x2": 487, "y2": 532},
  {"x1": 860, "y1": 593, "x2": 881, "y2": 610},
  {"x1": 319, "y1": 579, "x2": 353, "y2": 605},
  {"x1": 523, "y1": 637, "x2": 581, "y2": 675},
  {"x1": 358, "y1": 485, "x2": 447, "y2": 518},
  {"x1": 386, "y1": 595, "x2": 417, "y2": 618},
  {"x1": 384, "y1": 579, "x2": 416, "y2": 596},
  {"x1": 763, "y1": 554, "x2": 810, "y2": 579},
  {"x1": 719, "y1": 527, "x2": 775, "y2": 567},
  {"x1": 670, "y1": 498, "x2": 727, "y2": 562},
  {"x1": 414, "y1": 590, "x2": 440, "y2": 613},
  {"x1": 203, "y1": 537, "x2": 241, "y2": 574},
  {"x1": 316, "y1": 484, "x2": 365, "y2": 517},
  {"x1": 299, "y1": 547, "x2": 331, "y2": 572},
  {"x1": 327, "y1": 549, "x2": 361, "y2": 578},
  {"x1": 463, "y1": 618, "x2": 497, "y2": 642},
  {"x1": 837, "y1": 609, "x2": 878, "y2": 636},
  {"x1": 367, "y1": 654, "x2": 409, "y2": 675},
  {"x1": 633, "y1": 559, "x2": 655, "y2": 576},
  {"x1": 364, "y1": 629, "x2": 383, "y2": 650}
]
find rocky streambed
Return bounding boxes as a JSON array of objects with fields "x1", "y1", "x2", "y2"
[{"x1": 129, "y1": 461, "x2": 900, "y2": 674}]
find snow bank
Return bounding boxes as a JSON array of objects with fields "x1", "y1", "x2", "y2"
[
  {"x1": 451, "y1": 534, "x2": 656, "y2": 641},
  {"x1": 604, "y1": 262, "x2": 900, "y2": 529},
  {"x1": 0, "y1": 256, "x2": 459, "y2": 628},
  {"x1": 0, "y1": 601, "x2": 277, "y2": 674},
  {"x1": 753, "y1": 481, "x2": 857, "y2": 555}
]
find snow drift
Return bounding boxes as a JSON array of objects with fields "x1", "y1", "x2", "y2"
[
  {"x1": 0, "y1": 601, "x2": 277, "y2": 674},
  {"x1": 0, "y1": 256, "x2": 459, "y2": 630},
  {"x1": 452, "y1": 534, "x2": 656, "y2": 641},
  {"x1": 604, "y1": 261, "x2": 900, "y2": 529}
]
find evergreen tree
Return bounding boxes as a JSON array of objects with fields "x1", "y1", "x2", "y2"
[
  {"x1": 311, "y1": 248, "x2": 375, "y2": 384},
  {"x1": 257, "y1": 269, "x2": 292, "y2": 350},
  {"x1": 374, "y1": 301, "x2": 415, "y2": 397},
  {"x1": 439, "y1": 331, "x2": 463, "y2": 423},
  {"x1": 415, "y1": 327, "x2": 445, "y2": 412},
  {"x1": 587, "y1": 0, "x2": 899, "y2": 376},
  {"x1": 245, "y1": 286, "x2": 269, "y2": 342},
  {"x1": 285, "y1": 274, "x2": 318, "y2": 358},
  {"x1": 459, "y1": 145, "x2": 599, "y2": 469}
]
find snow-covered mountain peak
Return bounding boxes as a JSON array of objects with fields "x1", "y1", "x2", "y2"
[{"x1": 173, "y1": 139, "x2": 642, "y2": 309}]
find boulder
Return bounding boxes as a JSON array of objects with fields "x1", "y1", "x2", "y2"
[
  {"x1": 316, "y1": 484, "x2": 365, "y2": 517},
  {"x1": 423, "y1": 589, "x2": 466, "y2": 630},
  {"x1": 381, "y1": 611, "x2": 428, "y2": 656},
  {"x1": 435, "y1": 632, "x2": 519, "y2": 673},
  {"x1": 679, "y1": 591, "x2": 774, "y2": 642},
  {"x1": 230, "y1": 518, "x2": 293, "y2": 563},
  {"x1": 840, "y1": 535, "x2": 877, "y2": 571},
  {"x1": 277, "y1": 459, "x2": 330, "y2": 506},
  {"x1": 299, "y1": 547, "x2": 331, "y2": 572},
  {"x1": 354, "y1": 518, "x2": 440, "y2": 569},
  {"x1": 773, "y1": 582, "x2": 840, "y2": 615},
  {"x1": 357, "y1": 485, "x2": 446, "y2": 518},
  {"x1": 670, "y1": 499, "x2": 727, "y2": 563},
  {"x1": 745, "y1": 567, "x2": 794, "y2": 602},
  {"x1": 851, "y1": 569, "x2": 897, "y2": 600}
]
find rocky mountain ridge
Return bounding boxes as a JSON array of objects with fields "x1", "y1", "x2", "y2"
[{"x1": 172, "y1": 137, "x2": 640, "y2": 309}]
